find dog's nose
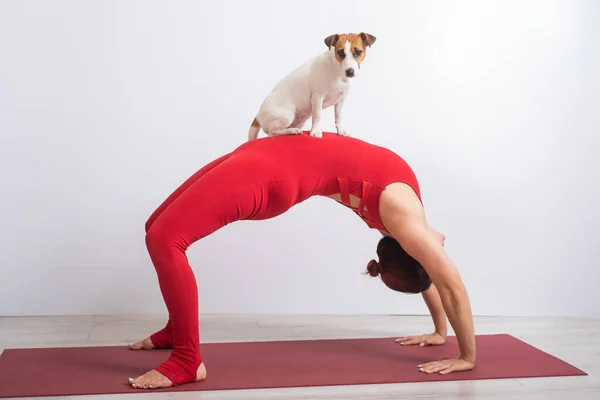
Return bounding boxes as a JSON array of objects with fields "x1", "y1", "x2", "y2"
[{"x1": 345, "y1": 68, "x2": 355, "y2": 77}]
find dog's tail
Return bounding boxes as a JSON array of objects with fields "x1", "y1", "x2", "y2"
[{"x1": 248, "y1": 117, "x2": 261, "y2": 141}]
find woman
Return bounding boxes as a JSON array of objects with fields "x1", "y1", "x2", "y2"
[{"x1": 127, "y1": 131, "x2": 476, "y2": 389}]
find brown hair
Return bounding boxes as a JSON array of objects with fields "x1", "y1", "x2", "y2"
[{"x1": 365, "y1": 236, "x2": 432, "y2": 294}]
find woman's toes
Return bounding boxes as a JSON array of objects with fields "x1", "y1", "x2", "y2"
[
  {"x1": 129, "y1": 376, "x2": 145, "y2": 389},
  {"x1": 128, "y1": 341, "x2": 145, "y2": 350},
  {"x1": 129, "y1": 370, "x2": 172, "y2": 390},
  {"x1": 128, "y1": 337, "x2": 154, "y2": 350},
  {"x1": 147, "y1": 380, "x2": 161, "y2": 389}
]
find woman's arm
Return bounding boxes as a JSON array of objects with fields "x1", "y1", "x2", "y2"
[
  {"x1": 395, "y1": 283, "x2": 448, "y2": 346},
  {"x1": 396, "y1": 228, "x2": 449, "y2": 345},
  {"x1": 424, "y1": 229, "x2": 449, "y2": 336},
  {"x1": 380, "y1": 185, "x2": 475, "y2": 374},
  {"x1": 394, "y1": 218, "x2": 475, "y2": 371},
  {"x1": 423, "y1": 283, "x2": 448, "y2": 337}
]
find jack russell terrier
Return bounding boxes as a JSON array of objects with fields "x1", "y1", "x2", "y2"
[{"x1": 248, "y1": 32, "x2": 376, "y2": 141}]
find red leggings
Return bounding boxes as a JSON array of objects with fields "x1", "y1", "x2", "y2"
[{"x1": 143, "y1": 152, "x2": 233, "y2": 385}]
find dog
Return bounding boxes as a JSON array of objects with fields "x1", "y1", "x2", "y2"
[{"x1": 248, "y1": 32, "x2": 376, "y2": 141}]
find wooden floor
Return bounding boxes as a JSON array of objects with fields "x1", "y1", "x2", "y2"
[{"x1": 0, "y1": 314, "x2": 598, "y2": 399}]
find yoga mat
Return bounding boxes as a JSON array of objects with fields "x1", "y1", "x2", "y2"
[{"x1": 0, "y1": 334, "x2": 586, "y2": 398}]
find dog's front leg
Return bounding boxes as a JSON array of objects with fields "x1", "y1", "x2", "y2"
[
  {"x1": 309, "y1": 94, "x2": 324, "y2": 138},
  {"x1": 334, "y1": 97, "x2": 349, "y2": 137}
]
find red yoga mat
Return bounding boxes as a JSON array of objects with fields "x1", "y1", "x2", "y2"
[{"x1": 0, "y1": 334, "x2": 586, "y2": 398}]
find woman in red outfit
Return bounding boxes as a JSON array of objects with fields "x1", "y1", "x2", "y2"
[{"x1": 127, "y1": 132, "x2": 476, "y2": 389}]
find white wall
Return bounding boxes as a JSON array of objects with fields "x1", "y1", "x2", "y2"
[{"x1": 1, "y1": 0, "x2": 598, "y2": 318}]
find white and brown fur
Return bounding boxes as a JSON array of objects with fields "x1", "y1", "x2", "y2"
[{"x1": 248, "y1": 32, "x2": 376, "y2": 141}]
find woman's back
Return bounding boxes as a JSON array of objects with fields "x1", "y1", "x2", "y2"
[{"x1": 224, "y1": 131, "x2": 421, "y2": 228}]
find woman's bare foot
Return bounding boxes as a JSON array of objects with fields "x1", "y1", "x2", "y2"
[
  {"x1": 128, "y1": 337, "x2": 155, "y2": 350},
  {"x1": 128, "y1": 362, "x2": 207, "y2": 390}
]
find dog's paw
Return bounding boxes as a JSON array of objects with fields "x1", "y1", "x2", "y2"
[
  {"x1": 309, "y1": 128, "x2": 323, "y2": 138},
  {"x1": 336, "y1": 127, "x2": 350, "y2": 137},
  {"x1": 290, "y1": 128, "x2": 303, "y2": 135}
]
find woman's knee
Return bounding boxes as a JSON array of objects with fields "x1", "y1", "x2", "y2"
[
  {"x1": 145, "y1": 222, "x2": 177, "y2": 256},
  {"x1": 145, "y1": 209, "x2": 221, "y2": 259}
]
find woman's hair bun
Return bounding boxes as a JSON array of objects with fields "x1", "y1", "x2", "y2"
[{"x1": 366, "y1": 259, "x2": 380, "y2": 277}]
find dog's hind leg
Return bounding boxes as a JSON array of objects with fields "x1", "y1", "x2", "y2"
[
  {"x1": 261, "y1": 109, "x2": 303, "y2": 137},
  {"x1": 290, "y1": 114, "x2": 310, "y2": 129}
]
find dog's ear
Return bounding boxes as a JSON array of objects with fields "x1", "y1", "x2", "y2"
[
  {"x1": 324, "y1": 34, "x2": 340, "y2": 49},
  {"x1": 360, "y1": 32, "x2": 376, "y2": 47}
]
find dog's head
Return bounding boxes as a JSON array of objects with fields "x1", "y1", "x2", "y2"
[{"x1": 324, "y1": 32, "x2": 376, "y2": 79}]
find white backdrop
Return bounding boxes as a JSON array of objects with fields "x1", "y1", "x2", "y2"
[{"x1": 1, "y1": 0, "x2": 598, "y2": 318}]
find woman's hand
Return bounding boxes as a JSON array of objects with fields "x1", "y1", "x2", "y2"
[
  {"x1": 395, "y1": 332, "x2": 446, "y2": 346},
  {"x1": 418, "y1": 356, "x2": 475, "y2": 375}
]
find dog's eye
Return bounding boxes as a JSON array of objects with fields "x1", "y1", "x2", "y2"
[
  {"x1": 337, "y1": 49, "x2": 345, "y2": 59},
  {"x1": 354, "y1": 49, "x2": 363, "y2": 57}
]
